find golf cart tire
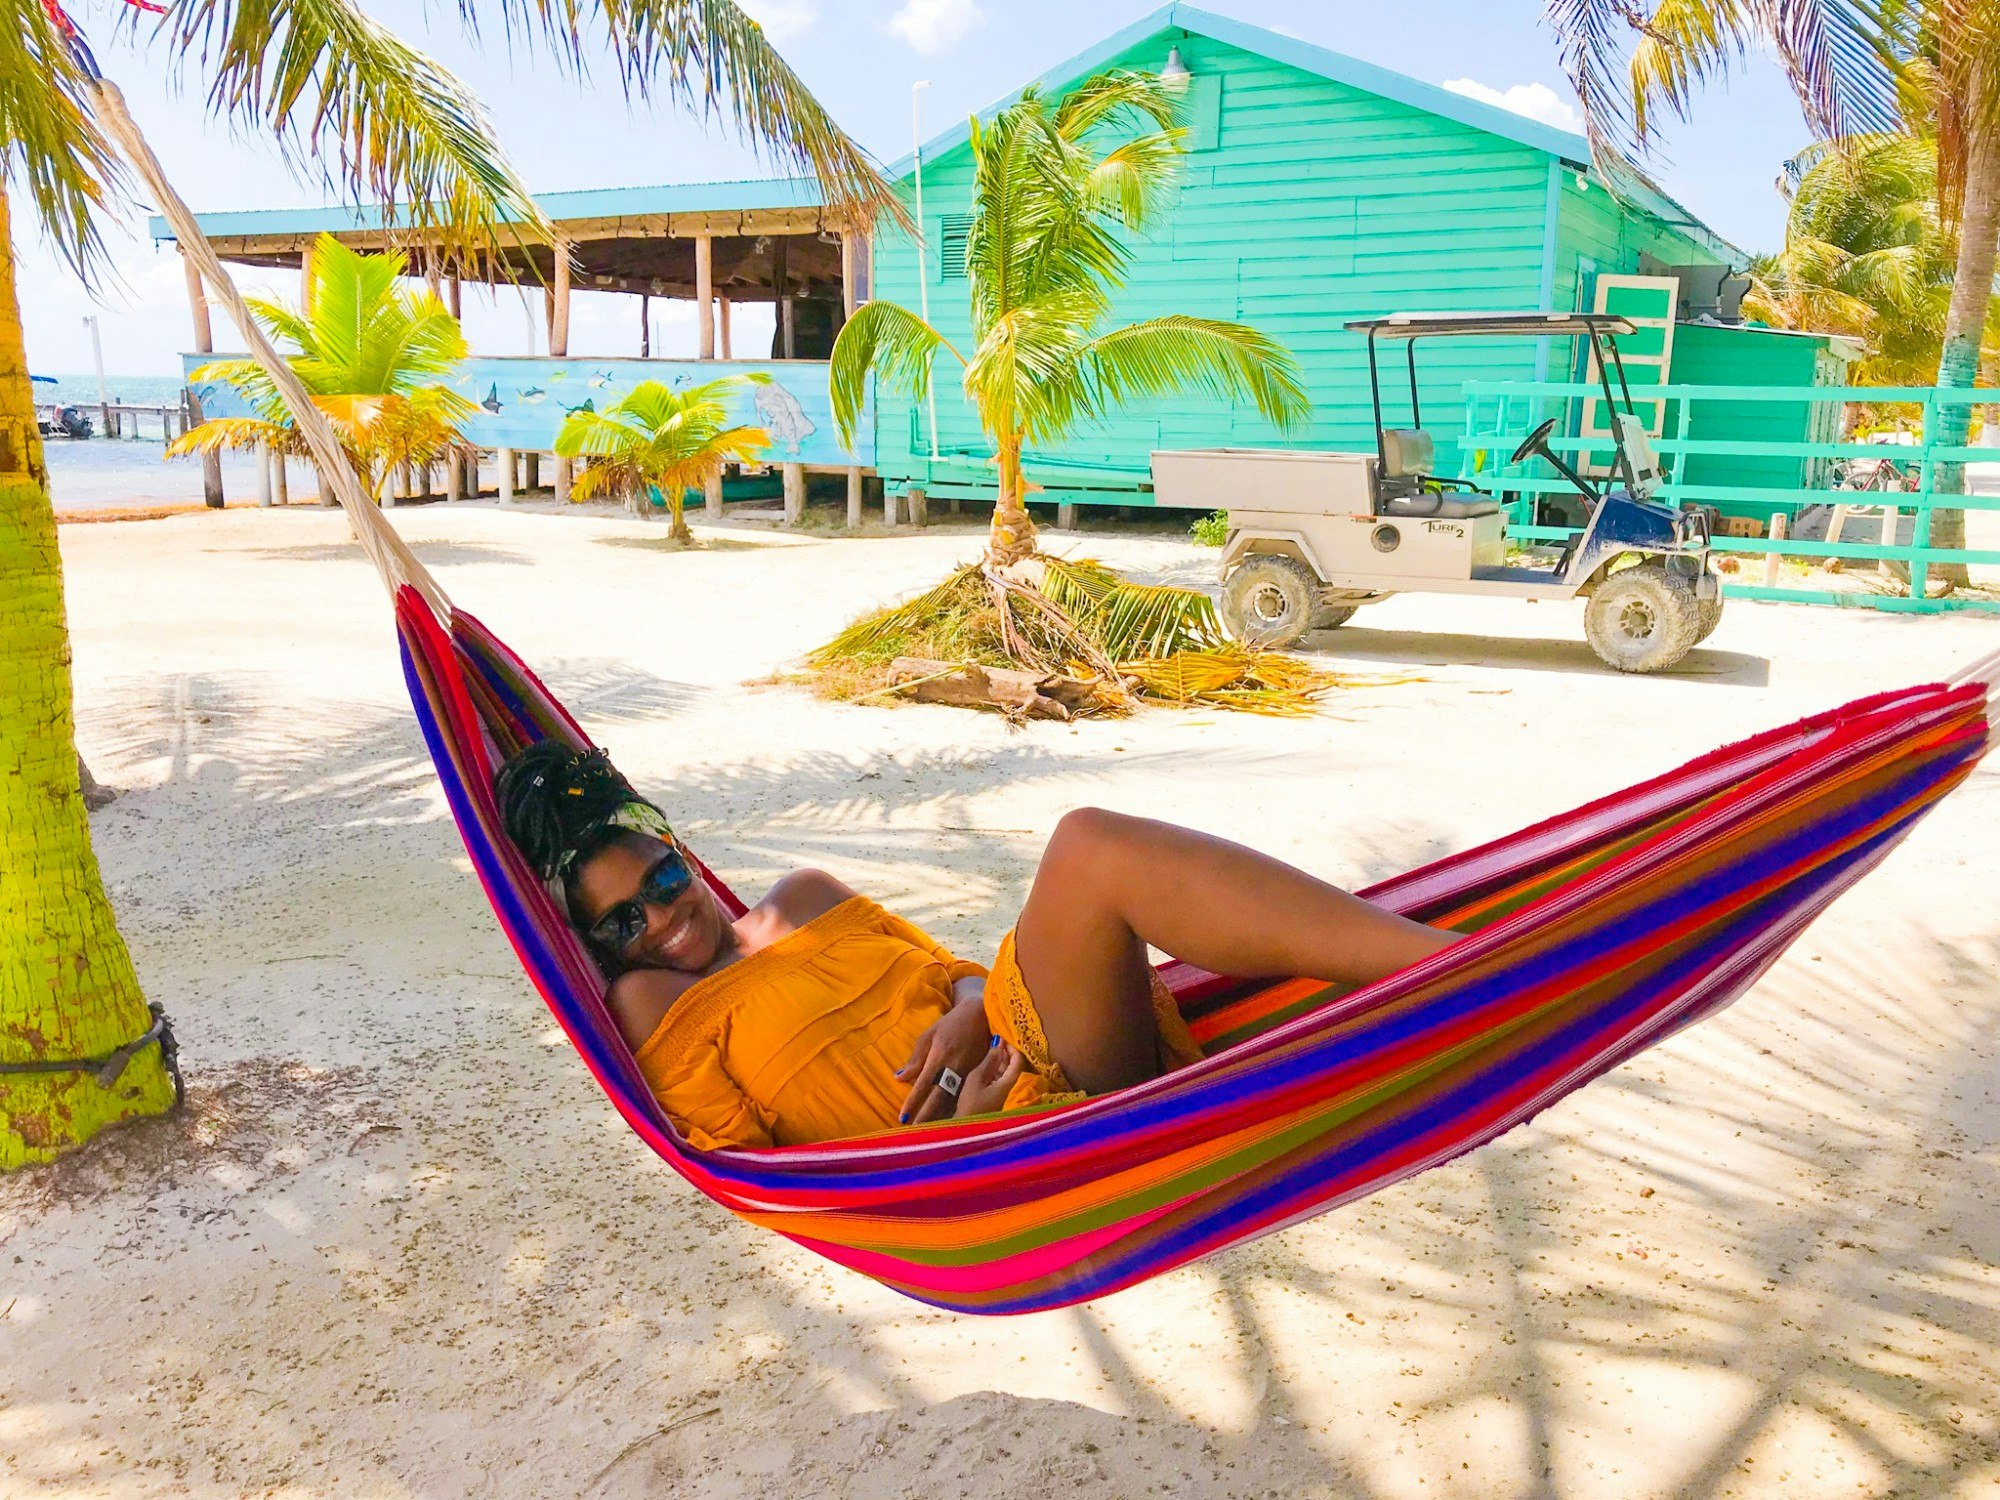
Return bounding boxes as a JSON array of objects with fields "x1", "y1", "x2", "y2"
[
  {"x1": 1222, "y1": 554, "x2": 1320, "y2": 648},
  {"x1": 1584, "y1": 563, "x2": 1701, "y2": 673},
  {"x1": 1694, "y1": 594, "x2": 1723, "y2": 644}
]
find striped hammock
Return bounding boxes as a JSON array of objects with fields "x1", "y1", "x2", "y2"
[
  {"x1": 396, "y1": 583, "x2": 1994, "y2": 1315},
  {"x1": 130, "y1": 108, "x2": 1995, "y2": 1316}
]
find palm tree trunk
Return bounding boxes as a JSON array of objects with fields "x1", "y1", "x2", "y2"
[
  {"x1": 1928, "y1": 88, "x2": 2000, "y2": 591},
  {"x1": 986, "y1": 434, "x2": 1039, "y2": 568},
  {"x1": 0, "y1": 185, "x2": 176, "y2": 1169}
]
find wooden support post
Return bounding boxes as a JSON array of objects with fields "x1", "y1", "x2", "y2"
[
  {"x1": 1057, "y1": 501, "x2": 1078, "y2": 531},
  {"x1": 498, "y1": 447, "x2": 515, "y2": 504},
  {"x1": 255, "y1": 442, "x2": 273, "y2": 507},
  {"x1": 846, "y1": 467, "x2": 863, "y2": 528},
  {"x1": 639, "y1": 292, "x2": 650, "y2": 358},
  {"x1": 695, "y1": 235, "x2": 715, "y2": 359},
  {"x1": 704, "y1": 472, "x2": 724, "y2": 519},
  {"x1": 718, "y1": 297, "x2": 732, "y2": 359},
  {"x1": 525, "y1": 451, "x2": 540, "y2": 492},
  {"x1": 272, "y1": 453, "x2": 289, "y2": 506},
  {"x1": 841, "y1": 232, "x2": 859, "y2": 319},
  {"x1": 1763, "y1": 512, "x2": 1787, "y2": 588},
  {"x1": 182, "y1": 252, "x2": 224, "y2": 509},
  {"x1": 299, "y1": 239, "x2": 318, "y2": 316},
  {"x1": 885, "y1": 490, "x2": 902, "y2": 526},
  {"x1": 447, "y1": 276, "x2": 462, "y2": 320},
  {"x1": 907, "y1": 485, "x2": 928, "y2": 528},
  {"x1": 420, "y1": 461, "x2": 434, "y2": 502},
  {"x1": 446, "y1": 450, "x2": 462, "y2": 502},
  {"x1": 550, "y1": 242, "x2": 572, "y2": 501},
  {"x1": 782, "y1": 463, "x2": 806, "y2": 525},
  {"x1": 781, "y1": 297, "x2": 797, "y2": 359}
]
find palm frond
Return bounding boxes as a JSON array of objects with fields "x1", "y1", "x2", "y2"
[
  {"x1": 472, "y1": 0, "x2": 904, "y2": 231},
  {"x1": 1095, "y1": 581, "x2": 1227, "y2": 658},
  {"x1": 163, "y1": 414, "x2": 293, "y2": 457},
  {"x1": 1069, "y1": 316, "x2": 1312, "y2": 436},
  {"x1": 0, "y1": 0, "x2": 122, "y2": 274},
  {"x1": 828, "y1": 301, "x2": 960, "y2": 448},
  {"x1": 165, "y1": 0, "x2": 547, "y2": 270}
]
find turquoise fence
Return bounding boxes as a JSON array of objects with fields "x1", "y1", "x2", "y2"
[{"x1": 1463, "y1": 381, "x2": 2000, "y2": 614}]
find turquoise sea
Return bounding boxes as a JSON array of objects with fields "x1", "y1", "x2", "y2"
[{"x1": 32, "y1": 372, "x2": 295, "y2": 511}]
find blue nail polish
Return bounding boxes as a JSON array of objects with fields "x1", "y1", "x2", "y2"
[
  {"x1": 989, "y1": 1035, "x2": 1000, "y2": 1049},
  {"x1": 898, "y1": 1111, "x2": 908, "y2": 1124}
]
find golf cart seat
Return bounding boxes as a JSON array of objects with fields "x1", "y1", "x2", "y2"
[{"x1": 1376, "y1": 427, "x2": 1500, "y2": 520}]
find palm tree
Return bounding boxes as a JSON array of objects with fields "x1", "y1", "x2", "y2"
[
  {"x1": 2, "y1": 0, "x2": 893, "y2": 1168},
  {"x1": 832, "y1": 71, "x2": 1307, "y2": 569},
  {"x1": 1544, "y1": 0, "x2": 2000, "y2": 585},
  {"x1": 1748, "y1": 133, "x2": 2000, "y2": 388},
  {"x1": 167, "y1": 234, "x2": 476, "y2": 503},
  {"x1": 555, "y1": 377, "x2": 773, "y2": 539},
  {"x1": 820, "y1": 71, "x2": 1313, "y2": 711}
]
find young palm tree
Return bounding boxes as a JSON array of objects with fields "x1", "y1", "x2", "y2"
[
  {"x1": 1544, "y1": 0, "x2": 2000, "y2": 585},
  {"x1": 1, "y1": 0, "x2": 893, "y2": 1168},
  {"x1": 820, "y1": 72, "x2": 1312, "y2": 711},
  {"x1": 831, "y1": 71, "x2": 1308, "y2": 569},
  {"x1": 168, "y1": 234, "x2": 476, "y2": 503},
  {"x1": 555, "y1": 377, "x2": 773, "y2": 539}
]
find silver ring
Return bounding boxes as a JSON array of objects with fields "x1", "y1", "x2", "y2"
[{"x1": 936, "y1": 1067, "x2": 963, "y2": 1098}]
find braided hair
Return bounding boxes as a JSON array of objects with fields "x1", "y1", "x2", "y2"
[{"x1": 494, "y1": 741, "x2": 663, "y2": 893}]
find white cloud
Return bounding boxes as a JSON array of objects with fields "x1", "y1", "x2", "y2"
[
  {"x1": 736, "y1": 0, "x2": 819, "y2": 43},
  {"x1": 1441, "y1": 78, "x2": 1585, "y2": 136},
  {"x1": 886, "y1": 0, "x2": 984, "y2": 56}
]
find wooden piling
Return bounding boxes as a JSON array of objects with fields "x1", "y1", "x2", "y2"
[
  {"x1": 498, "y1": 448, "x2": 515, "y2": 505},
  {"x1": 846, "y1": 467, "x2": 863, "y2": 529},
  {"x1": 782, "y1": 463, "x2": 806, "y2": 525}
]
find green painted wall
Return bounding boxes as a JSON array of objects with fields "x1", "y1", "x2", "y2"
[
  {"x1": 1551, "y1": 174, "x2": 1725, "y2": 317},
  {"x1": 870, "y1": 27, "x2": 1732, "y2": 507},
  {"x1": 1666, "y1": 322, "x2": 1843, "y2": 517}
]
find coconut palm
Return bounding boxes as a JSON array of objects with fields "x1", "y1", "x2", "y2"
[
  {"x1": 555, "y1": 377, "x2": 773, "y2": 539},
  {"x1": 2, "y1": 0, "x2": 893, "y2": 1168},
  {"x1": 831, "y1": 71, "x2": 1309, "y2": 569},
  {"x1": 167, "y1": 234, "x2": 477, "y2": 502},
  {"x1": 1749, "y1": 133, "x2": 2000, "y2": 387},
  {"x1": 1544, "y1": 0, "x2": 2000, "y2": 584},
  {"x1": 820, "y1": 71, "x2": 1313, "y2": 712}
]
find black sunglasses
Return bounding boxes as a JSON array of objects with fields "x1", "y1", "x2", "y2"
[{"x1": 584, "y1": 844, "x2": 696, "y2": 957}]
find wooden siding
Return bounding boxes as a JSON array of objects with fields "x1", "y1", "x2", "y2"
[
  {"x1": 1551, "y1": 175, "x2": 1725, "y2": 316},
  {"x1": 871, "y1": 29, "x2": 1719, "y2": 503}
]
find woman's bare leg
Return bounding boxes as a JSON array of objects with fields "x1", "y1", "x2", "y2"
[{"x1": 1013, "y1": 808, "x2": 1457, "y2": 1093}]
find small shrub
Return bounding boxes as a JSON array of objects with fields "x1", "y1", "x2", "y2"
[{"x1": 1190, "y1": 510, "x2": 1230, "y2": 547}]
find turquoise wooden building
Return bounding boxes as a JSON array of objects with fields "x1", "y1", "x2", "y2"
[{"x1": 869, "y1": 3, "x2": 1746, "y2": 514}]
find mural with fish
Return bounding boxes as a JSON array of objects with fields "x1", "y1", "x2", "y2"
[{"x1": 182, "y1": 355, "x2": 875, "y2": 468}]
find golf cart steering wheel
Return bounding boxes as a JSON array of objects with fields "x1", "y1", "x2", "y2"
[{"x1": 1511, "y1": 417, "x2": 1559, "y2": 466}]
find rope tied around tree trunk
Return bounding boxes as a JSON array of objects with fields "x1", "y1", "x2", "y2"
[{"x1": 0, "y1": 1003, "x2": 185, "y2": 1109}]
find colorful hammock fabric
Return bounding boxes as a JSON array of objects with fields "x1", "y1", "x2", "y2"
[{"x1": 395, "y1": 582, "x2": 1994, "y2": 1315}]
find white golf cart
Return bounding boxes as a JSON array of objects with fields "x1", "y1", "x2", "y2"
[{"x1": 1151, "y1": 311, "x2": 1723, "y2": 673}]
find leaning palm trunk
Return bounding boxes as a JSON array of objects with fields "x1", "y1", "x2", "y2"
[
  {"x1": 0, "y1": 182, "x2": 176, "y2": 1167},
  {"x1": 1928, "y1": 74, "x2": 2000, "y2": 591}
]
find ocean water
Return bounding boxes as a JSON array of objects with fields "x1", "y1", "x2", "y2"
[{"x1": 33, "y1": 372, "x2": 300, "y2": 511}]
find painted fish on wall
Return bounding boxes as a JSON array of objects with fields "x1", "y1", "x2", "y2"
[{"x1": 754, "y1": 381, "x2": 818, "y2": 456}]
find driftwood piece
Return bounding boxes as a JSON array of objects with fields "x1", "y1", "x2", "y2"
[{"x1": 887, "y1": 658, "x2": 1097, "y2": 720}]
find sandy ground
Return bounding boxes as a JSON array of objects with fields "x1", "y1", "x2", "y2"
[{"x1": 5, "y1": 500, "x2": 1998, "y2": 1500}]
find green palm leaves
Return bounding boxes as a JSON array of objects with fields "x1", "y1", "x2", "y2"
[
  {"x1": 1750, "y1": 133, "x2": 1999, "y2": 385},
  {"x1": 554, "y1": 377, "x2": 773, "y2": 540},
  {"x1": 6, "y1": 0, "x2": 897, "y2": 277},
  {"x1": 829, "y1": 69, "x2": 1308, "y2": 565},
  {"x1": 168, "y1": 234, "x2": 476, "y2": 500}
]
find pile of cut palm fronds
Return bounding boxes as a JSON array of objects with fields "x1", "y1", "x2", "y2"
[{"x1": 806, "y1": 556, "x2": 1343, "y2": 716}]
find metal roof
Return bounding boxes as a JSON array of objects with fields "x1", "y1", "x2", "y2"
[{"x1": 1343, "y1": 312, "x2": 1639, "y2": 339}]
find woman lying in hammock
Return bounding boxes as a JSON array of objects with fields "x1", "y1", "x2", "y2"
[{"x1": 497, "y1": 741, "x2": 1457, "y2": 1148}]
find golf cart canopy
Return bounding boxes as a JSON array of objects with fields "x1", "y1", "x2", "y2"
[{"x1": 1343, "y1": 312, "x2": 1638, "y2": 339}]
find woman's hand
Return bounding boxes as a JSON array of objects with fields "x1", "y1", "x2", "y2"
[
  {"x1": 895, "y1": 984, "x2": 994, "y2": 1124},
  {"x1": 952, "y1": 1041, "x2": 1025, "y2": 1119}
]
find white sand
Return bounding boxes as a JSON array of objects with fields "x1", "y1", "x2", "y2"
[{"x1": 5, "y1": 501, "x2": 1997, "y2": 1498}]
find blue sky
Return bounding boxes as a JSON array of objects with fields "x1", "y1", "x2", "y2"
[{"x1": 20, "y1": 0, "x2": 1816, "y2": 375}]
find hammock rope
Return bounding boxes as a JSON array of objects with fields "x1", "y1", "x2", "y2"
[{"x1": 111, "y1": 94, "x2": 1998, "y2": 1313}]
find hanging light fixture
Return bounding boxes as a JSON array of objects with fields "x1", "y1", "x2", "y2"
[{"x1": 1160, "y1": 44, "x2": 1191, "y2": 85}]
